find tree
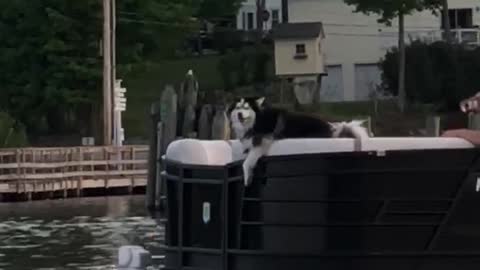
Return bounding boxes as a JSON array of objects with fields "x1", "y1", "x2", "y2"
[
  {"x1": 380, "y1": 40, "x2": 480, "y2": 110},
  {"x1": 256, "y1": 0, "x2": 266, "y2": 43},
  {"x1": 344, "y1": 0, "x2": 441, "y2": 112},
  {"x1": 117, "y1": 0, "x2": 200, "y2": 62},
  {"x1": 195, "y1": 0, "x2": 245, "y2": 23},
  {"x1": 0, "y1": 112, "x2": 28, "y2": 147},
  {"x1": 0, "y1": 0, "x2": 242, "y2": 142},
  {"x1": 0, "y1": 0, "x2": 199, "y2": 139},
  {"x1": 441, "y1": 0, "x2": 453, "y2": 44},
  {"x1": 0, "y1": 0, "x2": 103, "y2": 135}
]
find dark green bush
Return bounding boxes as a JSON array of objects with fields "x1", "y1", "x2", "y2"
[
  {"x1": 0, "y1": 112, "x2": 28, "y2": 147},
  {"x1": 380, "y1": 40, "x2": 480, "y2": 111}
]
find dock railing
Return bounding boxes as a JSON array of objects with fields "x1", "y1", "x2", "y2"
[{"x1": 0, "y1": 145, "x2": 149, "y2": 200}]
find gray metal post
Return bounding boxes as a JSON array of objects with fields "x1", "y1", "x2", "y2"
[
  {"x1": 155, "y1": 122, "x2": 164, "y2": 210},
  {"x1": 146, "y1": 104, "x2": 159, "y2": 210},
  {"x1": 426, "y1": 116, "x2": 441, "y2": 137}
]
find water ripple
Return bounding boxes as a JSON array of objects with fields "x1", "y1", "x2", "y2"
[{"x1": 0, "y1": 195, "x2": 163, "y2": 270}]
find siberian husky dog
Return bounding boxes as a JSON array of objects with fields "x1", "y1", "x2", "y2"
[{"x1": 227, "y1": 97, "x2": 371, "y2": 186}]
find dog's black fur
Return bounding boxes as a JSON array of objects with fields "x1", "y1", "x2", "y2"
[
  {"x1": 244, "y1": 107, "x2": 334, "y2": 147},
  {"x1": 227, "y1": 96, "x2": 372, "y2": 186}
]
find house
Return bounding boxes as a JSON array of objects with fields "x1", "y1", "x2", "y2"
[
  {"x1": 273, "y1": 22, "x2": 326, "y2": 104},
  {"x1": 286, "y1": 0, "x2": 480, "y2": 102},
  {"x1": 236, "y1": 0, "x2": 283, "y2": 31},
  {"x1": 273, "y1": 22, "x2": 326, "y2": 77}
]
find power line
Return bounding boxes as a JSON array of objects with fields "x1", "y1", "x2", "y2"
[
  {"x1": 323, "y1": 22, "x2": 440, "y2": 30},
  {"x1": 118, "y1": 10, "x2": 442, "y2": 31},
  {"x1": 117, "y1": 17, "x2": 197, "y2": 29},
  {"x1": 326, "y1": 31, "x2": 439, "y2": 37}
]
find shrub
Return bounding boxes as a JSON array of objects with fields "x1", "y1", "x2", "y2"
[
  {"x1": 380, "y1": 40, "x2": 480, "y2": 111},
  {"x1": 0, "y1": 112, "x2": 28, "y2": 148}
]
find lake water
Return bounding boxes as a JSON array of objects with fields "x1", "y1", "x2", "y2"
[{"x1": 0, "y1": 195, "x2": 164, "y2": 270}]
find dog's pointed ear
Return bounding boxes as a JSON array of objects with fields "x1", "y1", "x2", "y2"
[{"x1": 256, "y1": 97, "x2": 266, "y2": 107}]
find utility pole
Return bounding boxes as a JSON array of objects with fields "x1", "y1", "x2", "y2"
[
  {"x1": 255, "y1": 0, "x2": 266, "y2": 44},
  {"x1": 102, "y1": 0, "x2": 116, "y2": 145},
  {"x1": 442, "y1": 0, "x2": 453, "y2": 44},
  {"x1": 111, "y1": 0, "x2": 119, "y2": 146},
  {"x1": 103, "y1": 0, "x2": 113, "y2": 145}
]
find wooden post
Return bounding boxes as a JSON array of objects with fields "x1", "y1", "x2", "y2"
[
  {"x1": 365, "y1": 116, "x2": 373, "y2": 137},
  {"x1": 155, "y1": 122, "x2": 164, "y2": 210},
  {"x1": 147, "y1": 121, "x2": 163, "y2": 210},
  {"x1": 62, "y1": 149, "x2": 67, "y2": 198},
  {"x1": 178, "y1": 70, "x2": 199, "y2": 137},
  {"x1": 426, "y1": 116, "x2": 441, "y2": 137},
  {"x1": 129, "y1": 146, "x2": 135, "y2": 195},
  {"x1": 182, "y1": 105, "x2": 196, "y2": 138},
  {"x1": 212, "y1": 106, "x2": 230, "y2": 140},
  {"x1": 469, "y1": 114, "x2": 480, "y2": 130},
  {"x1": 104, "y1": 147, "x2": 109, "y2": 191},
  {"x1": 183, "y1": 70, "x2": 199, "y2": 108},
  {"x1": 146, "y1": 103, "x2": 160, "y2": 210},
  {"x1": 77, "y1": 148, "x2": 83, "y2": 197},
  {"x1": 160, "y1": 85, "x2": 178, "y2": 149},
  {"x1": 198, "y1": 105, "x2": 213, "y2": 140},
  {"x1": 46, "y1": 150, "x2": 51, "y2": 199}
]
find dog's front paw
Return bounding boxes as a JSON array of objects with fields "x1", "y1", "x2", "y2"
[{"x1": 243, "y1": 163, "x2": 253, "y2": 186}]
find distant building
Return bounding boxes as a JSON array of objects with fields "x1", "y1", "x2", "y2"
[
  {"x1": 236, "y1": 0, "x2": 283, "y2": 31},
  {"x1": 273, "y1": 22, "x2": 326, "y2": 104},
  {"x1": 286, "y1": 0, "x2": 480, "y2": 102}
]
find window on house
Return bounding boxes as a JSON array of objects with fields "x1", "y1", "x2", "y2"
[
  {"x1": 294, "y1": 44, "x2": 307, "y2": 59},
  {"x1": 242, "y1": 12, "x2": 246, "y2": 30},
  {"x1": 442, "y1": 8, "x2": 473, "y2": 29},
  {"x1": 272, "y1": 9, "x2": 279, "y2": 26},
  {"x1": 247, "y1": 12, "x2": 254, "y2": 30},
  {"x1": 296, "y1": 44, "x2": 306, "y2": 54}
]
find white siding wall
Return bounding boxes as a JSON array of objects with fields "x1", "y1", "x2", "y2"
[
  {"x1": 236, "y1": 0, "x2": 283, "y2": 31},
  {"x1": 354, "y1": 64, "x2": 382, "y2": 101},
  {"x1": 288, "y1": 0, "x2": 480, "y2": 101},
  {"x1": 274, "y1": 37, "x2": 322, "y2": 76},
  {"x1": 320, "y1": 65, "x2": 343, "y2": 102}
]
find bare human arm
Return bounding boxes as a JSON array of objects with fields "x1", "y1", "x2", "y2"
[
  {"x1": 441, "y1": 92, "x2": 480, "y2": 145},
  {"x1": 441, "y1": 129, "x2": 480, "y2": 145}
]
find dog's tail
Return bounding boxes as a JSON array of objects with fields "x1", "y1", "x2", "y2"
[{"x1": 331, "y1": 120, "x2": 372, "y2": 140}]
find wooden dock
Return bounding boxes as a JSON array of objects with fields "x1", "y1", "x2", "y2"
[{"x1": 0, "y1": 145, "x2": 149, "y2": 201}]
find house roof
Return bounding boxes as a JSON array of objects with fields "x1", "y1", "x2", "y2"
[{"x1": 273, "y1": 22, "x2": 325, "y2": 40}]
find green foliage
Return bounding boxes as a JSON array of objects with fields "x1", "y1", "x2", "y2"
[
  {"x1": 0, "y1": 0, "x2": 103, "y2": 135},
  {"x1": 195, "y1": 0, "x2": 245, "y2": 22},
  {"x1": 117, "y1": 0, "x2": 200, "y2": 66},
  {"x1": 0, "y1": 112, "x2": 28, "y2": 148},
  {"x1": 0, "y1": 0, "x2": 245, "y2": 141},
  {"x1": 252, "y1": 47, "x2": 271, "y2": 84},
  {"x1": 343, "y1": 0, "x2": 441, "y2": 25},
  {"x1": 212, "y1": 28, "x2": 244, "y2": 54},
  {"x1": 379, "y1": 40, "x2": 480, "y2": 111},
  {"x1": 217, "y1": 46, "x2": 272, "y2": 91},
  {"x1": 0, "y1": 0, "x2": 201, "y2": 138},
  {"x1": 218, "y1": 54, "x2": 235, "y2": 91}
]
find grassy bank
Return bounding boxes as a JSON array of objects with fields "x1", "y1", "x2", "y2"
[
  {"x1": 123, "y1": 56, "x2": 224, "y2": 138},
  {"x1": 121, "y1": 55, "x2": 464, "y2": 140}
]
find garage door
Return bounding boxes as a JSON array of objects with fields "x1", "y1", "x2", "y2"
[
  {"x1": 354, "y1": 63, "x2": 381, "y2": 101},
  {"x1": 320, "y1": 65, "x2": 343, "y2": 102}
]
